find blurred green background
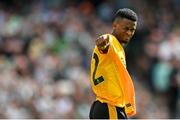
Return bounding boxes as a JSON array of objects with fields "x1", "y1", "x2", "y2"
[{"x1": 0, "y1": 0, "x2": 179, "y2": 118}]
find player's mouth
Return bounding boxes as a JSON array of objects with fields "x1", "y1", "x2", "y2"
[
  {"x1": 125, "y1": 36, "x2": 130, "y2": 41},
  {"x1": 122, "y1": 37, "x2": 131, "y2": 43}
]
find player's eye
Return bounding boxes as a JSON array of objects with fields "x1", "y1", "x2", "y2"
[{"x1": 122, "y1": 27, "x2": 128, "y2": 31}]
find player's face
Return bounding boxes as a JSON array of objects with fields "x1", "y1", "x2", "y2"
[{"x1": 113, "y1": 18, "x2": 137, "y2": 44}]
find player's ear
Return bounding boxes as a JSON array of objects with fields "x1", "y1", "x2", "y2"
[{"x1": 112, "y1": 22, "x2": 117, "y2": 29}]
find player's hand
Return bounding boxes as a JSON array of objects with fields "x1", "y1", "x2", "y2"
[{"x1": 96, "y1": 35, "x2": 110, "y2": 50}]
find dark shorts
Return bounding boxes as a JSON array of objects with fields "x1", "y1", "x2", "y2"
[{"x1": 89, "y1": 100, "x2": 127, "y2": 119}]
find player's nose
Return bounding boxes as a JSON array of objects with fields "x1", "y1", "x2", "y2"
[{"x1": 126, "y1": 30, "x2": 132, "y2": 36}]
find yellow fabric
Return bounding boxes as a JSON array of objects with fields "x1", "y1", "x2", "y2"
[
  {"x1": 90, "y1": 34, "x2": 136, "y2": 117},
  {"x1": 108, "y1": 104, "x2": 117, "y2": 119}
]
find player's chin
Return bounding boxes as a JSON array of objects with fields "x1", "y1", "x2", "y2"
[{"x1": 122, "y1": 39, "x2": 129, "y2": 44}]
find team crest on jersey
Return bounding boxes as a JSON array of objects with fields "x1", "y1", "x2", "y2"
[
  {"x1": 120, "y1": 57, "x2": 126, "y2": 67},
  {"x1": 118, "y1": 52, "x2": 126, "y2": 67}
]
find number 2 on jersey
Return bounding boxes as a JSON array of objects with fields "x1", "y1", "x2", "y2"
[{"x1": 92, "y1": 53, "x2": 104, "y2": 85}]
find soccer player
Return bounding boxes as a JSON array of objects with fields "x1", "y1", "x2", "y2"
[{"x1": 89, "y1": 8, "x2": 138, "y2": 119}]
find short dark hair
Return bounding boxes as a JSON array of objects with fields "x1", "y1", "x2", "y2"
[{"x1": 113, "y1": 8, "x2": 138, "y2": 22}]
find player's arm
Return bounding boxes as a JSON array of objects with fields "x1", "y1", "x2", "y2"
[{"x1": 96, "y1": 35, "x2": 110, "y2": 54}]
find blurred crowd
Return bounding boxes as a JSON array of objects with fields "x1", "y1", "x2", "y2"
[{"x1": 0, "y1": 0, "x2": 179, "y2": 119}]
